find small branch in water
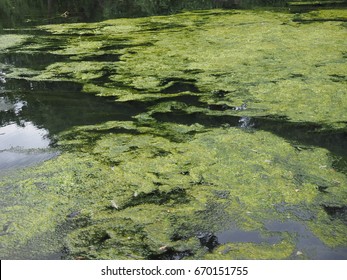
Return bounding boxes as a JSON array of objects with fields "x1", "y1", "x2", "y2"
[
  {"x1": 110, "y1": 200, "x2": 119, "y2": 210},
  {"x1": 61, "y1": 11, "x2": 69, "y2": 18}
]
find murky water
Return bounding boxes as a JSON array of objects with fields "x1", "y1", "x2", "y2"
[{"x1": 1, "y1": 2, "x2": 347, "y2": 260}]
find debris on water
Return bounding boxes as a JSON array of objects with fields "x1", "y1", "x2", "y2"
[
  {"x1": 212, "y1": 89, "x2": 229, "y2": 98},
  {"x1": 0, "y1": 71, "x2": 6, "y2": 84},
  {"x1": 234, "y1": 103, "x2": 247, "y2": 111},
  {"x1": 196, "y1": 232, "x2": 219, "y2": 251},
  {"x1": 110, "y1": 200, "x2": 119, "y2": 209},
  {"x1": 67, "y1": 211, "x2": 81, "y2": 219},
  {"x1": 239, "y1": 116, "x2": 254, "y2": 129},
  {"x1": 0, "y1": 221, "x2": 12, "y2": 236},
  {"x1": 159, "y1": 245, "x2": 169, "y2": 252}
]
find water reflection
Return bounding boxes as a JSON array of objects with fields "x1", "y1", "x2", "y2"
[
  {"x1": 0, "y1": 150, "x2": 57, "y2": 171},
  {"x1": 0, "y1": 122, "x2": 50, "y2": 150},
  {"x1": 0, "y1": 0, "x2": 291, "y2": 29},
  {"x1": 0, "y1": 96, "x2": 26, "y2": 116},
  {"x1": 0, "y1": 77, "x2": 147, "y2": 171},
  {"x1": 0, "y1": 80, "x2": 54, "y2": 171},
  {"x1": 217, "y1": 228, "x2": 280, "y2": 245}
]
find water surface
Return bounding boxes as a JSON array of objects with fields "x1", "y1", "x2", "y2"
[{"x1": 0, "y1": 5, "x2": 346, "y2": 260}]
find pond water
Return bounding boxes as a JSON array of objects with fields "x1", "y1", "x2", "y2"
[
  {"x1": 0, "y1": 2, "x2": 347, "y2": 260},
  {"x1": 0, "y1": 76, "x2": 150, "y2": 171}
]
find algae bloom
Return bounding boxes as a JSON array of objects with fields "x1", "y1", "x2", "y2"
[{"x1": 0, "y1": 9, "x2": 346, "y2": 259}]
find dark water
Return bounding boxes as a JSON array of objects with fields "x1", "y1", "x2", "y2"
[
  {"x1": 0, "y1": 0, "x2": 291, "y2": 29},
  {"x1": 1, "y1": 0, "x2": 346, "y2": 30}
]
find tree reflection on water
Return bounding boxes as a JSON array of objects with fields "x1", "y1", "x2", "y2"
[{"x1": 0, "y1": 0, "x2": 289, "y2": 28}]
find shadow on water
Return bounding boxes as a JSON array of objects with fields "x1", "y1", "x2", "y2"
[{"x1": 0, "y1": 52, "x2": 68, "y2": 71}]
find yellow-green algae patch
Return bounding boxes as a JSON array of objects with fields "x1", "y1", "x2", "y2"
[{"x1": 1, "y1": 121, "x2": 346, "y2": 259}]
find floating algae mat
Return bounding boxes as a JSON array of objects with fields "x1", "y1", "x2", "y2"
[{"x1": 0, "y1": 9, "x2": 346, "y2": 259}]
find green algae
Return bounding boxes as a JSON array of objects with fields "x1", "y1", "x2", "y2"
[
  {"x1": 204, "y1": 239, "x2": 296, "y2": 260},
  {"x1": 37, "y1": 61, "x2": 110, "y2": 81},
  {"x1": 0, "y1": 34, "x2": 31, "y2": 51},
  {"x1": 293, "y1": 8, "x2": 347, "y2": 21},
  {"x1": 62, "y1": 124, "x2": 347, "y2": 258},
  {"x1": 1, "y1": 120, "x2": 346, "y2": 259},
  {"x1": 1, "y1": 9, "x2": 347, "y2": 259}
]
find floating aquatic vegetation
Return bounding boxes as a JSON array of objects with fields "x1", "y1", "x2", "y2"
[
  {"x1": 0, "y1": 9, "x2": 346, "y2": 259},
  {"x1": 293, "y1": 8, "x2": 347, "y2": 22},
  {"x1": 0, "y1": 35, "x2": 31, "y2": 52},
  {"x1": 2, "y1": 10, "x2": 346, "y2": 128},
  {"x1": 1, "y1": 121, "x2": 346, "y2": 259}
]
